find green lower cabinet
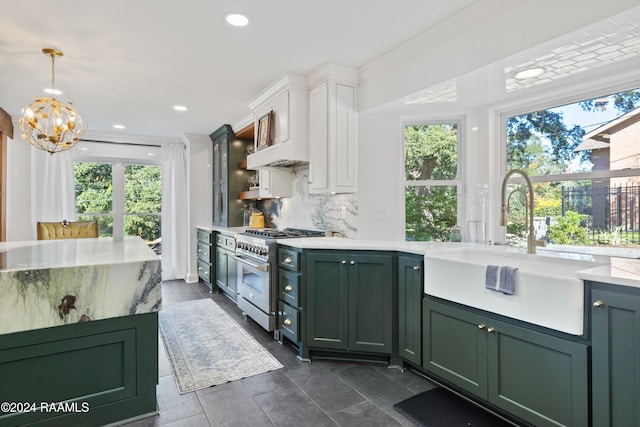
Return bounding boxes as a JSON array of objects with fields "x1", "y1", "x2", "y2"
[
  {"x1": 0, "y1": 313, "x2": 158, "y2": 426},
  {"x1": 591, "y1": 285, "x2": 640, "y2": 426},
  {"x1": 306, "y1": 251, "x2": 394, "y2": 354},
  {"x1": 215, "y1": 246, "x2": 237, "y2": 300},
  {"x1": 423, "y1": 297, "x2": 588, "y2": 427},
  {"x1": 398, "y1": 255, "x2": 423, "y2": 366}
]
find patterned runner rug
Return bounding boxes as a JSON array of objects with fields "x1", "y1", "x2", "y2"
[{"x1": 159, "y1": 298, "x2": 283, "y2": 394}]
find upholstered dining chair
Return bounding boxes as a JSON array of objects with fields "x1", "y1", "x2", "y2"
[{"x1": 37, "y1": 220, "x2": 99, "y2": 240}]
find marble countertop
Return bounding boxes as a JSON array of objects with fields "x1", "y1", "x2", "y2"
[
  {"x1": 0, "y1": 237, "x2": 161, "y2": 335},
  {"x1": 0, "y1": 236, "x2": 159, "y2": 271}
]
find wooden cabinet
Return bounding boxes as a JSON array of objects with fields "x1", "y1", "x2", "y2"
[
  {"x1": 215, "y1": 233, "x2": 237, "y2": 301},
  {"x1": 306, "y1": 251, "x2": 394, "y2": 355},
  {"x1": 247, "y1": 74, "x2": 309, "y2": 169},
  {"x1": 196, "y1": 228, "x2": 214, "y2": 291},
  {"x1": 423, "y1": 296, "x2": 588, "y2": 427},
  {"x1": 590, "y1": 282, "x2": 640, "y2": 426},
  {"x1": 210, "y1": 124, "x2": 251, "y2": 227},
  {"x1": 398, "y1": 255, "x2": 423, "y2": 366},
  {"x1": 308, "y1": 63, "x2": 358, "y2": 194}
]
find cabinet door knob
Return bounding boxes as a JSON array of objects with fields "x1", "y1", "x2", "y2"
[
  {"x1": 487, "y1": 327, "x2": 495, "y2": 333},
  {"x1": 283, "y1": 318, "x2": 292, "y2": 326},
  {"x1": 284, "y1": 284, "x2": 293, "y2": 292},
  {"x1": 593, "y1": 300, "x2": 605, "y2": 307},
  {"x1": 413, "y1": 265, "x2": 421, "y2": 271},
  {"x1": 478, "y1": 324, "x2": 485, "y2": 330},
  {"x1": 350, "y1": 260, "x2": 355, "y2": 265},
  {"x1": 342, "y1": 260, "x2": 347, "y2": 264},
  {"x1": 284, "y1": 257, "x2": 292, "y2": 263}
]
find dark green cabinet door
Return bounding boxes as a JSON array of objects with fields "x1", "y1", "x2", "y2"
[
  {"x1": 307, "y1": 252, "x2": 349, "y2": 350},
  {"x1": 487, "y1": 318, "x2": 588, "y2": 427},
  {"x1": 423, "y1": 297, "x2": 488, "y2": 398},
  {"x1": 225, "y1": 251, "x2": 237, "y2": 300},
  {"x1": 592, "y1": 288, "x2": 640, "y2": 427},
  {"x1": 348, "y1": 254, "x2": 393, "y2": 353},
  {"x1": 398, "y1": 255, "x2": 423, "y2": 365},
  {"x1": 216, "y1": 246, "x2": 227, "y2": 290}
]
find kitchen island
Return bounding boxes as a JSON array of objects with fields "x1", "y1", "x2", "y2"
[{"x1": 0, "y1": 237, "x2": 161, "y2": 427}]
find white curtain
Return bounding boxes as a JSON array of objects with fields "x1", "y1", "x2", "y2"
[
  {"x1": 33, "y1": 149, "x2": 77, "y2": 225},
  {"x1": 161, "y1": 143, "x2": 188, "y2": 280}
]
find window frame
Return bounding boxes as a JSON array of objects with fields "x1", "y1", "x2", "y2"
[{"x1": 402, "y1": 118, "x2": 465, "y2": 241}]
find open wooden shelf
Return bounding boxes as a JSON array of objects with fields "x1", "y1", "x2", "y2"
[{"x1": 240, "y1": 189, "x2": 260, "y2": 200}]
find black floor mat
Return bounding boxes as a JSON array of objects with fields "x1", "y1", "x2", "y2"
[{"x1": 393, "y1": 387, "x2": 515, "y2": 427}]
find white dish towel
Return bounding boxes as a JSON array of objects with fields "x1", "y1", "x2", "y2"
[{"x1": 485, "y1": 265, "x2": 518, "y2": 295}]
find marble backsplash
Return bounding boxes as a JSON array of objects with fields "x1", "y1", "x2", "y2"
[{"x1": 255, "y1": 169, "x2": 358, "y2": 237}]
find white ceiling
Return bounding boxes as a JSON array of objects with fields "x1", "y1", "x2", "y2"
[{"x1": 0, "y1": 0, "x2": 478, "y2": 139}]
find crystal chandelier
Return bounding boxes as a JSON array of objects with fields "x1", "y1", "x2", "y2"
[{"x1": 19, "y1": 48, "x2": 85, "y2": 154}]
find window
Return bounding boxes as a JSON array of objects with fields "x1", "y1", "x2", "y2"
[
  {"x1": 505, "y1": 88, "x2": 640, "y2": 249},
  {"x1": 75, "y1": 161, "x2": 162, "y2": 253},
  {"x1": 404, "y1": 122, "x2": 461, "y2": 241}
]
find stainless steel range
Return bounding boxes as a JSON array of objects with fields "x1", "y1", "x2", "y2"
[{"x1": 233, "y1": 228, "x2": 324, "y2": 336}]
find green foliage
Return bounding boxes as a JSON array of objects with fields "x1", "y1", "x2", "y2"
[
  {"x1": 406, "y1": 186, "x2": 457, "y2": 241},
  {"x1": 548, "y1": 211, "x2": 589, "y2": 245},
  {"x1": 405, "y1": 124, "x2": 457, "y2": 180}
]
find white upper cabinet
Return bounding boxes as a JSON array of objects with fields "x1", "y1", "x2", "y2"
[
  {"x1": 247, "y1": 74, "x2": 309, "y2": 169},
  {"x1": 307, "y1": 63, "x2": 358, "y2": 194}
]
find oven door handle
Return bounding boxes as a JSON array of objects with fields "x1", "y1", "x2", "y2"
[{"x1": 233, "y1": 255, "x2": 270, "y2": 272}]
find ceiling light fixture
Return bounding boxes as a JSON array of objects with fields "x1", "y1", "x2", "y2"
[
  {"x1": 514, "y1": 67, "x2": 546, "y2": 80},
  {"x1": 113, "y1": 124, "x2": 125, "y2": 129},
  {"x1": 173, "y1": 105, "x2": 188, "y2": 111},
  {"x1": 224, "y1": 13, "x2": 249, "y2": 27},
  {"x1": 19, "y1": 48, "x2": 85, "y2": 154}
]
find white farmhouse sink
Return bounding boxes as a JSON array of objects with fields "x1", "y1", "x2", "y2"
[{"x1": 423, "y1": 247, "x2": 607, "y2": 335}]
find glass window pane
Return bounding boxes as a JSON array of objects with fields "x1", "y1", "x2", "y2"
[
  {"x1": 405, "y1": 186, "x2": 457, "y2": 241},
  {"x1": 405, "y1": 124, "x2": 458, "y2": 180},
  {"x1": 77, "y1": 214, "x2": 113, "y2": 237},
  {"x1": 124, "y1": 164, "x2": 162, "y2": 214},
  {"x1": 125, "y1": 214, "x2": 162, "y2": 255},
  {"x1": 75, "y1": 162, "x2": 112, "y2": 214}
]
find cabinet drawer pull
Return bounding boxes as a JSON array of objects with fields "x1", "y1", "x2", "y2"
[
  {"x1": 284, "y1": 284, "x2": 293, "y2": 292},
  {"x1": 283, "y1": 318, "x2": 292, "y2": 326},
  {"x1": 487, "y1": 327, "x2": 495, "y2": 333},
  {"x1": 593, "y1": 300, "x2": 605, "y2": 307},
  {"x1": 350, "y1": 260, "x2": 355, "y2": 265},
  {"x1": 478, "y1": 324, "x2": 485, "y2": 330},
  {"x1": 284, "y1": 256, "x2": 292, "y2": 263},
  {"x1": 413, "y1": 265, "x2": 421, "y2": 271},
  {"x1": 342, "y1": 260, "x2": 347, "y2": 264}
]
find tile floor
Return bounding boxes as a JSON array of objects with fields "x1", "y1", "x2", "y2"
[{"x1": 121, "y1": 279, "x2": 438, "y2": 426}]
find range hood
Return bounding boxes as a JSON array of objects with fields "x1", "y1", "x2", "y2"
[{"x1": 246, "y1": 73, "x2": 309, "y2": 169}]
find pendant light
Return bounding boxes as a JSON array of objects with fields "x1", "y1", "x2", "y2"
[{"x1": 19, "y1": 48, "x2": 85, "y2": 154}]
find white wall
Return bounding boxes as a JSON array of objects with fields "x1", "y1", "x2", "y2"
[
  {"x1": 357, "y1": 113, "x2": 403, "y2": 240},
  {"x1": 6, "y1": 133, "x2": 32, "y2": 241},
  {"x1": 185, "y1": 133, "x2": 212, "y2": 283}
]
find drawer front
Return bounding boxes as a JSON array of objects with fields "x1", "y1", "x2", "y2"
[
  {"x1": 197, "y1": 259, "x2": 212, "y2": 284},
  {"x1": 279, "y1": 301, "x2": 299, "y2": 343},
  {"x1": 217, "y1": 234, "x2": 235, "y2": 251},
  {"x1": 279, "y1": 248, "x2": 299, "y2": 271},
  {"x1": 279, "y1": 269, "x2": 300, "y2": 307},
  {"x1": 197, "y1": 229, "x2": 211, "y2": 244},
  {"x1": 197, "y1": 241, "x2": 213, "y2": 263}
]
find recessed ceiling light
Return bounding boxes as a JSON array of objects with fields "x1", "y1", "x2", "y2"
[
  {"x1": 173, "y1": 105, "x2": 188, "y2": 111},
  {"x1": 224, "y1": 13, "x2": 249, "y2": 27},
  {"x1": 514, "y1": 67, "x2": 546, "y2": 80},
  {"x1": 113, "y1": 124, "x2": 125, "y2": 129}
]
